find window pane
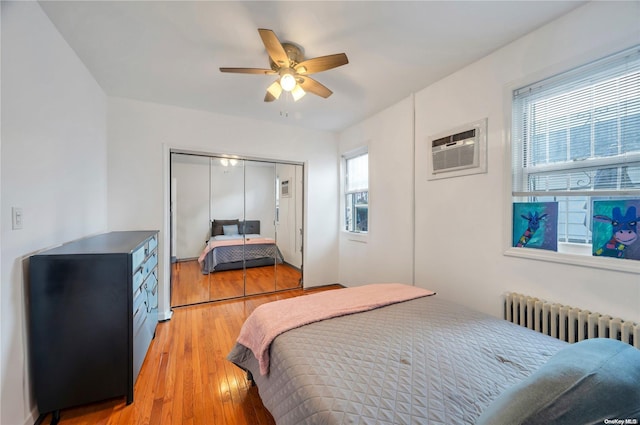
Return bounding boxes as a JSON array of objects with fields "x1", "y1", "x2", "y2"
[
  {"x1": 345, "y1": 194, "x2": 353, "y2": 231},
  {"x1": 569, "y1": 121, "x2": 590, "y2": 160},
  {"x1": 533, "y1": 195, "x2": 590, "y2": 243},
  {"x1": 355, "y1": 205, "x2": 368, "y2": 232},
  {"x1": 346, "y1": 153, "x2": 368, "y2": 192},
  {"x1": 345, "y1": 191, "x2": 368, "y2": 232},
  {"x1": 622, "y1": 98, "x2": 640, "y2": 153}
]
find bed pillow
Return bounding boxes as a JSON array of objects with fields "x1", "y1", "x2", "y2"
[
  {"x1": 223, "y1": 224, "x2": 239, "y2": 236},
  {"x1": 212, "y1": 219, "x2": 239, "y2": 236},
  {"x1": 476, "y1": 338, "x2": 640, "y2": 425},
  {"x1": 241, "y1": 220, "x2": 260, "y2": 235}
]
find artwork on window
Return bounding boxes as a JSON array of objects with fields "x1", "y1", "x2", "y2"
[
  {"x1": 512, "y1": 202, "x2": 558, "y2": 251},
  {"x1": 592, "y1": 200, "x2": 640, "y2": 260}
]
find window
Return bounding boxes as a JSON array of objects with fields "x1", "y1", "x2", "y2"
[
  {"x1": 512, "y1": 46, "x2": 640, "y2": 250},
  {"x1": 344, "y1": 151, "x2": 369, "y2": 233}
]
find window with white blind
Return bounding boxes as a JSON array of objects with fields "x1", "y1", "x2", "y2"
[
  {"x1": 344, "y1": 151, "x2": 369, "y2": 233},
  {"x1": 511, "y1": 46, "x2": 640, "y2": 249}
]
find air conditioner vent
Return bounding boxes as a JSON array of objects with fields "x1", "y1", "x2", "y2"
[{"x1": 427, "y1": 119, "x2": 487, "y2": 180}]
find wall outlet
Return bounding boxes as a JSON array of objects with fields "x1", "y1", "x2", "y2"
[{"x1": 12, "y1": 207, "x2": 23, "y2": 230}]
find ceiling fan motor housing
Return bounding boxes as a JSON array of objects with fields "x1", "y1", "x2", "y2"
[{"x1": 270, "y1": 42, "x2": 304, "y2": 70}]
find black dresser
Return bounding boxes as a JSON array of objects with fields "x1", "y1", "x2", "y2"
[{"x1": 28, "y1": 231, "x2": 159, "y2": 416}]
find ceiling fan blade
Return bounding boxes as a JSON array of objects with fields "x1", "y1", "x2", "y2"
[
  {"x1": 298, "y1": 76, "x2": 333, "y2": 98},
  {"x1": 219, "y1": 67, "x2": 276, "y2": 75},
  {"x1": 258, "y1": 29, "x2": 289, "y2": 68},
  {"x1": 295, "y1": 53, "x2": 348, "y2": 75}
]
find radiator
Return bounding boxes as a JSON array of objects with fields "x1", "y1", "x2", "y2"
[{"x1": 504, "y1": 292, "x2": 639, "y2": 349}]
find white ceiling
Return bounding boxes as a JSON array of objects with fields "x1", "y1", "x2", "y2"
[{"x1": 38, "y1": 0, "x2": 585, "y2": 132}]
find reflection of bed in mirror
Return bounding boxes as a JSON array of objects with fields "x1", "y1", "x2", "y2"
[{"x1": 198, "y1": 219, "x2": 284, "y2": 274}]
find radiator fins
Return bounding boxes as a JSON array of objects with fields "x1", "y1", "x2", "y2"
[{"x1": 504, "y1": 292, "x2": 639, "y2": 349}]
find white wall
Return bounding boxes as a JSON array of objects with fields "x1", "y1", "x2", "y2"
[
  {"x1": 413, "y1": 1, "x2": 640, "y2": 322},
  {"x1": 107, "y1": 97, "x2": 339, "y2": 320},
  {"x1": 338, "y1": 97, "x2": 415, "y2": 286},
  {"x1": 1, "y1": 2, "x2": 108, "y2": 425}
]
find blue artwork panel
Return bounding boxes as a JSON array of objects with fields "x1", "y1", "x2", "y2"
[
  {"x1": 512, "y1": 202, "x2": 558, "y2": 251},
  {"x1": 592, "y1": 200, "x2": 640, "y2": 260}
]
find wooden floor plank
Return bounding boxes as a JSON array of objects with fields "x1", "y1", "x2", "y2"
[
  {"x1": 54, "y1": 284, "x2": 341, "y2": 425},
  {"x1": 172, "y1": 260, "x2": 302, "y2": 307}
]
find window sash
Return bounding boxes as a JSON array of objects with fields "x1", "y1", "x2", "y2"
[
  {"x1": 512, "y1": 46, "x2": 640, "y2": 196},
  {"x1": 345, "y1": 153, "x2": 368, "y2": 193},
  {"x1": 345, "y1": 191, "x2": 368, "y2": 233}
]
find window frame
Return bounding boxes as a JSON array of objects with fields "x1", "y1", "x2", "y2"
[
  {"x1": 342, "y1": 147, "x2": 369, "y2": 236},
  {"x1": 504, "y1": 46, "x2": 640, "y2": 273}
]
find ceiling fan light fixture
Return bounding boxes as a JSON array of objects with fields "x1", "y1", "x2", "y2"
[
  {"x1": 291, "y1": 84, "x2": 306, "y2": 101},
  {"x1": 267, "y1": 81, "x2": 283, "y2": 99},
  {"x1": 279, "y1": 70, "x2": 297, "y2": 92}
]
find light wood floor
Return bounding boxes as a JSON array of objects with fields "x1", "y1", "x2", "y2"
[
  {"x1": 171, "y1": 260, "x2": 302, "y2": 307},
  {"x1": 51, "y1": 284, "x2": 342, "y2": 425}
]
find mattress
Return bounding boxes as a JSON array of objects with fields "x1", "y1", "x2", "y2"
[{"x1": 228, "y1": 295, "x2": 568, "y2": 425}]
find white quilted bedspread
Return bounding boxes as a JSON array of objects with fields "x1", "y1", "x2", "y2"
[{"x1": 228, "y1": 295, "x2": 567, "y2": 425}]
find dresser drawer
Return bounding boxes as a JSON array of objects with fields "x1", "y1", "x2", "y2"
[
  {"x1": 144, "y1": 271, "x2": 158, "y2": 312},
  {"x1": 133, "y1": 283, "x2": 145, "y2": 317},
  {"x1": 148, "y1": 235, "x2": 158, "y2": 253},
  {"x1": 144, "y1": 271, "x2": 158, "y2": 294},
  {"x1": 142, "y1": 252, "x2": 158, "y2": 279},
  {"x1": 132, "y1": 269, "x2": 144, "y2": 294},
  {"x1": 132, "y1": 244, "x2": 146, "y2": 272},
  {"x1": 133, "y1": 306, "x2": 146, "y2": 337}
]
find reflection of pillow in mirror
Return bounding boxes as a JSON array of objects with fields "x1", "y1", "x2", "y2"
[
  {"x1": 213, "y1": 219, "x2": 239, "y2": 236},
  {"x1": 475, "y1": 338, "x2": 640, "y2": 425},
  {"x1": 223, "y1": 224, "x2": 239, "y2": 235}
]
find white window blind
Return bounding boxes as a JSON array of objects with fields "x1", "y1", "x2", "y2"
[
  {"x1": 346, "y1": 153, "x2": 368, "y2": 192},
  {"x1": 512, "y1": 46, "x2": 640, "y2": 244}
]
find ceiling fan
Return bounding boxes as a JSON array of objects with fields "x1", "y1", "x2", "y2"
[{"x1": 220, "y1": 28, "x2": 348, "y2": 102}]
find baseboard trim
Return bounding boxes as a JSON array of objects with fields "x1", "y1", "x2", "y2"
[{"x1": 158, "y1": 309, "x2": 173, "y2": 321}]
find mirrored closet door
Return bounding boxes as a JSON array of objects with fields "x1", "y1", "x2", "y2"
[{"x1": 170, "y1": 152, "x2": 303, "y2": 307}]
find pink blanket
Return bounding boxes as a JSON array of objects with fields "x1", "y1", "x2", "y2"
[
  {"x1": 197, "y1": 236, "x2": 275, "y2": 264},
  {"x1": 237, "y1": 283, "x2": 435, "y2": 375}
]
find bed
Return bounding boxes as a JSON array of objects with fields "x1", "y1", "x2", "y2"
[
  {"x1": 198, "y1": 219, "x2": 284, "y2": 274},
  {"x1": 227, "y1": 283, "x2": 640, "y2": 425}
]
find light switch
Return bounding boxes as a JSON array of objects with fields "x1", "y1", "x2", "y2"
[{"x1": 12, "y1": 207, "x2": 23, "y2": 230}]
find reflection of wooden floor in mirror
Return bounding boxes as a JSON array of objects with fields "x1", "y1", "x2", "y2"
[{"x1": 171, "y1": 260, "x2": 302, "y2": 307}]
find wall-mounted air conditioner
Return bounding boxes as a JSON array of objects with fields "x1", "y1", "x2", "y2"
[{"x1": 427, "y1": 118, "x2": 488, "y2": 180}]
